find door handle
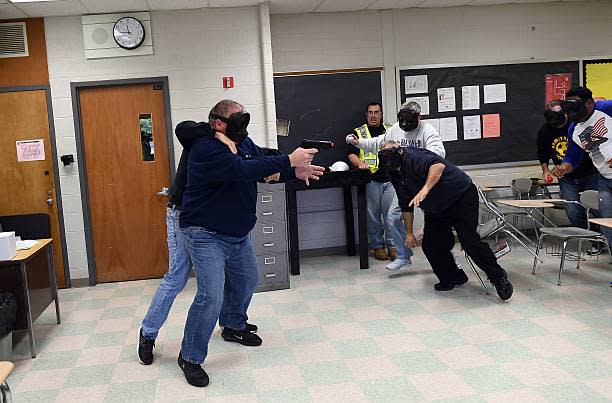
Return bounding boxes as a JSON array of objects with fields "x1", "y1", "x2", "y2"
[
  {"x1": 156, "y1": 187, "x2": 169, "y2": 197},
  {"x1": 46, "y1": 198, "x2": 54, "y2": 206}
]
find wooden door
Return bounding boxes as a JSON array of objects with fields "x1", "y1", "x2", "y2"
[
  {"x1": 0, "y1": 90, "x2": 66, "y2": 287},
  {"x1": 78, "y1": 84, "x2": 171, "y2": 283}
]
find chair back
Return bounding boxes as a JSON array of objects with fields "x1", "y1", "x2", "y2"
[
  {"x1": 477, "y1": 187, "x2": 505, "y2": 235},
  {"x1": 512, "y1": 178, "x2": 533, "y2": 199},
  {"x1": 580, "y1": 190, "x2": 599, "y2": 210}
]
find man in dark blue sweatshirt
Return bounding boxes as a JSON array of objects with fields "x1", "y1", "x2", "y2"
[
  {"x1": 177, "y1": 99, "x2": 324, "y2": 387},
  {"x1": 377, "y1": 142, "x2": 513, "y2": 302}
]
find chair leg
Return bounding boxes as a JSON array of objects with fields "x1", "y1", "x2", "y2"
[
  {"x1": 505, "y1": 220, "x2": 536, "y2": 246},
  {"x1": 577, "y1": 239, "x2": 582, "y2": 269},
  {"x1": 532, "y1": 235, "x2": 544, "y2": 275},
  {"x1": 1, "y1": 381, "x2": 12, "y2": 403},
  {"x1": 465, "y1": 253, "x2": 489, "y2": 294},
  {"x1": 558, "y1": 240, "x2": 569, "y2": 286},
  {"x1": 504, "y1": 230, "x2": 543, "y2": 263}
]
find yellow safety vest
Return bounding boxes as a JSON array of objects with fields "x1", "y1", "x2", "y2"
[{"x1": 354, "y1": 123, "x2": 391, "y2": 173}]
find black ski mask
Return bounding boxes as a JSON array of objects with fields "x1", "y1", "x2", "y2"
[
  {"x1": 544, "y1": 108, "x2": 566, "y2": 128},
  {"x1": 378, "y1": 146, "x2": 403, "y2": 174},
  {"x1": 210, "y1": 111, "x2": 250, "y2": 143},
  {"x1": 398, "y1": 109, "x2": 419, "y2": 132},
  {"x1": 561, "y1": 98, "x2": 588, "y2": 123}
]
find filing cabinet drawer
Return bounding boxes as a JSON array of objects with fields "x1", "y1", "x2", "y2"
[
  {"x1": 256, "y1": 192, "x2": 286, "y2": 222},
  {"x1": 257, "y1": 182, "x2": 285, "y2": 193},
  {"x1": 251, "y1": 222, "x2": 287, "y2": 253},
  {"x1": 256, "y1": 252, "x2": 289, "y2": 285}
]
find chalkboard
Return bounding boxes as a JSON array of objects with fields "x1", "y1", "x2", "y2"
[
  {"x1": 397, "y1": 61, "x2": 580, "y2": 166},
  {"x1": 274, "y1": 71, "x2": 383, "y2": 168}
]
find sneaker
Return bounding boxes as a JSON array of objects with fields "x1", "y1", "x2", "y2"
[
  {"x1": 245, "y1": 322, "x2": 258, "y2": 333},
  {"x1": 373, "y1": 247, "x2": 388, "y2": 260},
  {"x1": 387, "y1": 248, "x2": 397, "y2": 261},
  {"x1": 385, "y1": 257, "x2": 412, "y2": 271},
  {"x1": 221, "y1": 327, "x2": 263, "y2": 346},
  {"x1": 138, "y1": 327, "x2": 155, "y2": 365},
  {"x1": 434, "y1": 271, "x2": 468, "y2": 291},
  {"x1": 587, "y1": 243, "x2": 607, "y2": 256},
  {"x1": 178, "y1": 353, "x2": 209, "y2": 387},
  {"x1": 493, "y1": 240, "x2": 511, "y2": 259},
  {"x1": 491, "y1": 274, "x2": 513, "y2": 301}
]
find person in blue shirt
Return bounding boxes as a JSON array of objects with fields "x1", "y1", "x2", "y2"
[
  {"x1": 176, "y1": 99, "x2": 324, "y2": 387},
  {"x1": 378, "y1": 142, "x2": 513, "y2": 301},
  {"x1": 556, "y1": 86, "x2": 612, "y2": 246}
]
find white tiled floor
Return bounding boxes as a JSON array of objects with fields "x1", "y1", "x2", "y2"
[{"x1": 6, "y1": 246, "x2": 612, "y2": 402}]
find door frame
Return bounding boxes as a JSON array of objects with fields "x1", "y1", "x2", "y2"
[
  {"x1": 0, "y1": 84, "x2": 71, "y2": 287},
  {"x1": 70, "y1": 77, "x2": 175, "y2": 286}
]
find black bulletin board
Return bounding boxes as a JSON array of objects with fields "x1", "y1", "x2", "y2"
[
  {"x1": 398, "y1": 61, "x2": 580, "y2": 166},
  {"x1": 274, "y1": 70, "x2": 383, "y2": 168}
]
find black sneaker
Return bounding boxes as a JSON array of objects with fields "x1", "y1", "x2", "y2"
[
  {"x1": 178, "y1": 353, "x2": 209, "y2": 387},
  {"x1": 491, "y1": 274, "x2": 513, "y2": 301},
  {"x1": 221, "y1": 327, "x2": 263, "y2": 346},
  {"x1": 138, "y1": 327, "x2": 155, "y2": 365},
  {"x1": 245, "y1": 322, "x2": 258, "y2": 333},
  {"x1": 434, "y1": 271, "x2": 469, "y2": 291}
]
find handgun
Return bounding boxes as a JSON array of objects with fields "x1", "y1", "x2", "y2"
[{"x1": 300, "y1": 139, "x2": 335, "y2": 150}]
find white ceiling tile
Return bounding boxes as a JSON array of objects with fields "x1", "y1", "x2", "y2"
[
  {"x1": 367, "y1": 0, "x2": 422, "y2": 9},
  {"x1": 80, "y1": 0, "x2": 148, "y2": 13},
  {"x1": 208, "y1": 0, "x2": 258, "y2": 7},
  {"x1": 269, "y1": 0, "x2": 321, "y2": 14},
  {"x1": 0, "y1": 3, "x2": 28, "y2": 17},
  {"x1": 315, "y1": 0, "x2": 377, "y2": 12},
  {"x1": 146, "y1": 0, "x2": 207, "y2": 10},
  {"x1": 416, "y1": 0, "x2": 471, "y2": 7},
  {"x1": 12, "y1": 0, "x2": 89, "y2": 16}
]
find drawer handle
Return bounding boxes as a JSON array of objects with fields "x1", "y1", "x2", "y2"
[
  {"x1": 262, "y1": 212, "x2": 273, "y2": 216},
  {"x1": 263, "y1": 226, "x2": 274, "y2": 234},
  {"x1": 264, "y1": 257, "x2": 276, "y2": 265},
  {"x1": 265, "y1": 273, "x2": 277, "y2": 278},
  {"x1": 261, "y1": 195, "x2": 273, "y2": 203},
  {"x1": 263, "y1": 242, "x2": 275, "y2": 247}
]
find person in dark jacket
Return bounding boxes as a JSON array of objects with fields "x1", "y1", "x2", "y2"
[
  {"x1": 176, "y1": 99, "x2": 324, "y2": 387},
  {"x1": 377, "y1": 142, "x2": 513, "y2": 301}
]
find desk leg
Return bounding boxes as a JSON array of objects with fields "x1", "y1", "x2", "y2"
[
  {"x1": 343, "y1": 186, "x2": 356, "y2": 256},
  {"x1": 286, "y1": 189, "x2": 300, "y2": 276},
  {"x1": 357, "y1": 183, "x2": 369, "y2": 270},
  {"x1": 20, "y1": 262, "x2": 36, "y2": 358},
  {"x1": 47, "y1": 245, "x2": 61, "y2": 324}
]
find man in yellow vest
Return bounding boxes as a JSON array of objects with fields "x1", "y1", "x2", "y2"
[{"x1": 348, "y1": 102, "x2": 399, "y2": 261}]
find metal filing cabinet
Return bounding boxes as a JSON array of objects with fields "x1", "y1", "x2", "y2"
[{"x1": 253, "y1": 183, "x2": 289, "y2": 292}]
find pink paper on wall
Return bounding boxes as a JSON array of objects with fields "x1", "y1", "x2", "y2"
[{"x1": 482, "y1": 114, "x2": 501, "y2": 138}]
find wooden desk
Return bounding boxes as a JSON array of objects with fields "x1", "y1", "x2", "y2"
[
  {"x1": 0, "y1": 239, "x2": 61, "y2": 358},
  {"x1": 497, "y1": 200, "x2": 555, "y2": 208},
  {"x1": 588, "y1": 218, "x2": 612, "y2": 228},
  {"x1": 285, "y1": 170, "x2": 370, "y2": 275}
]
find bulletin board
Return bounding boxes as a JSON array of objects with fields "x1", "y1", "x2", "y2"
[
  {"x1": 396, "y1": 60, "x2": 580, "y2": 167},
  {"x1": 274, "y1": 69, "x2": 384, "y2": 168},
  {"x1": 584, "y1": 59, "x2": 612, "y2": 100}
]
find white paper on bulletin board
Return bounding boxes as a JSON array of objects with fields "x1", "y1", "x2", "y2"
[
  {"x1": 405, "y1": 96, "x2": 430, "y2": 116},
  {"x1": 437, "y1": 87, "x2": 456, "y2": 112},
  {"x1": 422, "y1": 118, "x2": 440, "y2": 134},
  {"x1": 463, "y1": 115, "x2": 482, "y2": 140},
  {"x1": 16, "y1": 139, "x2": 45, "y2": 162},
  {"x1": 439, "y1": 117, "x2": 458, "y2": 142},
  {"x1": 484, "y1": 84, "x2": 506, "y2": 104},
  {"x1": 404, "y1": 75, "x2": 428, "y2": 95}
]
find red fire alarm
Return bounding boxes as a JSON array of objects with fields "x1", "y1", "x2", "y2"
[{"x1": 223, "y1": 76, "x2": 234, "y2": 88}]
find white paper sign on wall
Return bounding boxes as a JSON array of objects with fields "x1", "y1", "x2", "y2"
[{"x1": 16, "y1": 139, "x2": 45, "y2": 162}]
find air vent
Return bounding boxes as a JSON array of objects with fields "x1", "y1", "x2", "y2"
[{"x1": 0, "y1": 22, "x2": 29, "y2": 58}]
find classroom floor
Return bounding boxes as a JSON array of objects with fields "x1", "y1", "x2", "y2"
[{"x1": 7, "y1": 246, "x2": 612, "y2": 403}]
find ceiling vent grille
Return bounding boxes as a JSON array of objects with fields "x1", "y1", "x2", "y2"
[{"x1": 0, "y1": 22, "x2": 29, "y2": 58}]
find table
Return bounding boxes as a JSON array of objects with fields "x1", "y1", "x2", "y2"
[
  {"x1": 588, "y1": 218, "x2": 612, "y2": 227},
  {"x1": 0, "y1": 239, "x2": 61, "y2": 358},
  {"x1": 497, "y1": 199, "x2": 558, "y2": 227},
  {"x1": 285, "y1": 169, "x2": 370, "y2": 275}
]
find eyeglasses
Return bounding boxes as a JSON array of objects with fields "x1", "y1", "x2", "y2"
[{"x1": 367, "y1": 111, "x2": 382, "y2": 115}]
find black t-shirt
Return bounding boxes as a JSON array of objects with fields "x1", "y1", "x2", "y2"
[
  {"x1": 536, "y1": 123, "x2": 598, "y2": 180},
  {"x1": 390, "y1": 147, "x2": 472, "y2": 215},
  {"x1": 348, "y1": 124, "x2": 388, "y2": 182}
]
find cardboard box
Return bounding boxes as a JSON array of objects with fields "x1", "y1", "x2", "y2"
[{"x1": 0, "y1": 232, "x2": 17, "y2": 261}]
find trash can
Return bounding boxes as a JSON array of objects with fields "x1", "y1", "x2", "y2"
[{"x1": 0, "y1": 293, "x2": 17, "y2": 361}]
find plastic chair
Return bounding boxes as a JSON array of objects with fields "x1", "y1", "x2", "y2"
[
  {"x1": 532, "y1": 190, "x2": 611, "y2": 286},
  {"x1": 0, "y1": 362, "x2": 13, "y2": 403}
]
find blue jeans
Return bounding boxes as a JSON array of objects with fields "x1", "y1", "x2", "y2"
[
  {"x1": 558, "y1": 174, "x2": 600, "y2": 229},
  {"x1": 141, "y1": 208, "x2": 192, "y2": 339},
  {"x1": 366, "y1": 181, "x2": 396, "y2": 249},
  {"x1": 387, "y1": 196, "x2": 414, "y2": 260},
  {"x1": 598, "y1": 175, "x2": 612, "y2": 246},
  {"x1": 181, "y1": 226, "x2": 259, "y2": 364}
]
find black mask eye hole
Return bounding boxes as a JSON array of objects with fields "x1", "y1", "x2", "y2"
[{"x1": 560, "y1": 99, "x2": 584, "y2": 113}]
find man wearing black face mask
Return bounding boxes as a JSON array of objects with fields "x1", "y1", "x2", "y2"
[
  {"x1": 537, "y1": 100, "x2": 599, "y2": 241},
  {"x1": 176, "y1": 100, "x2": 324, "y2": 387},
  {"x1": 378, "y1": 142, "x2": 514, "y2": 301},
  {"x1": 557, "y1": 87, "x2": 612, "y2": 248}
]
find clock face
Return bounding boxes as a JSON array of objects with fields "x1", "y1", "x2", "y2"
[{"x1": 113, "y1": 17, "x2": 145, "y2": 50}]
